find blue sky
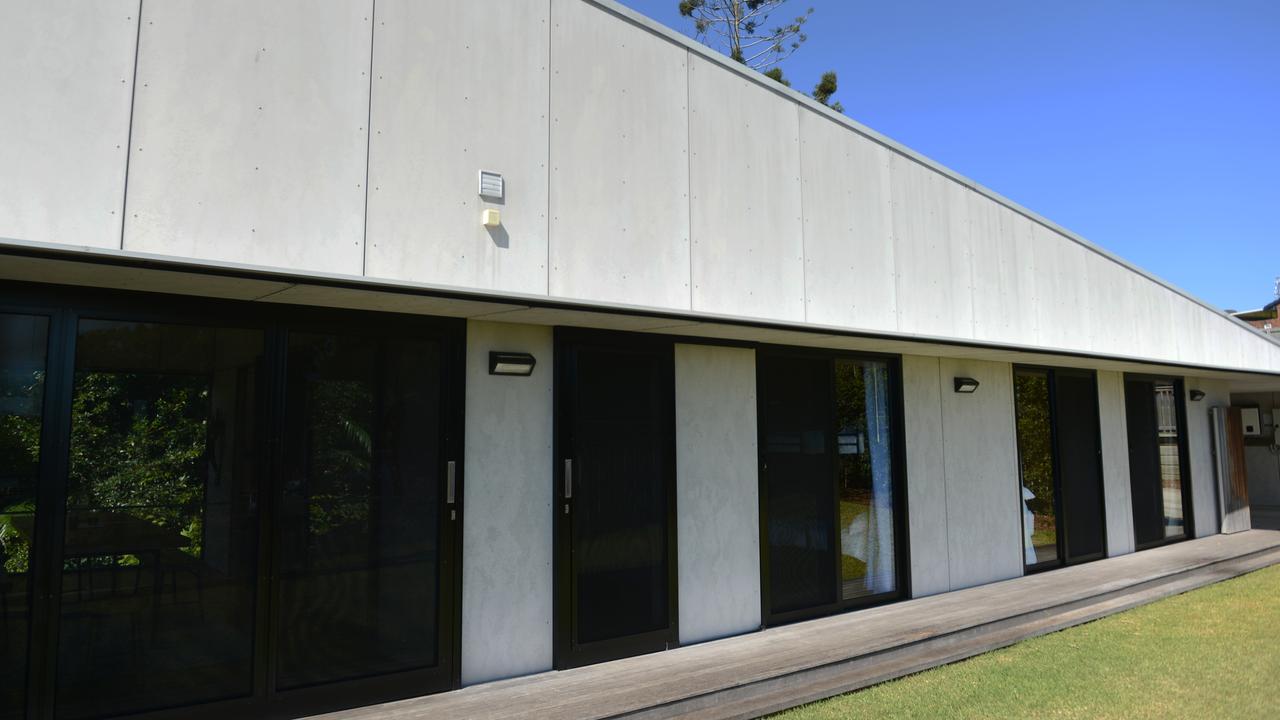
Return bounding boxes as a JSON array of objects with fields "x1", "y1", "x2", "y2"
[{"x1": 616, "y1": 0, "x2": 1280, "y2": 311}]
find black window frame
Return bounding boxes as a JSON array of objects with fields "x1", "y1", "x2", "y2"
[
  {"x1": 755, "y1": 345, "x2": 911, "y2": 628},
  {"x1": 1124, "y1": 373, "x2": 1195, "y2": 551},
  {"x1": 1011, "y1": 365, "x2": 1109, "y2": 575},
  {"x1": 551, "y1": 327, "x2": 679, "y2": 670},
  {"x1": 0, "y1": 279, "x2": 467, "y2": 720}
]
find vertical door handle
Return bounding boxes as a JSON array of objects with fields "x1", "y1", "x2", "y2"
[
  {"x1": 446, "y1": 461, "x2": 457, "y2": 505},
  {"x1": 564, "y1": 459, "x2": 573, "y2": 499}
]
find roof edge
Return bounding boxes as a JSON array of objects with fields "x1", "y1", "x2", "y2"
[{"x1": 580, "y1": 0, "x2": 1278, "y2": 349}]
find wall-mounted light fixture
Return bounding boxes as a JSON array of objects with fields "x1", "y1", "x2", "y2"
[
  {"x1": 1189, "y1": 389, "x2": 1206, "y2": 401},
  {"x1": 953, "y1": 377, "x2": 980, "y2": 394},
  {"x1": 489, "y1": 351, "x2": 536, "y2": 377}
]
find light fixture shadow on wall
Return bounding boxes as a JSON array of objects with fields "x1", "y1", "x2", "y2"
[
  {"x1": 953, "y1": 377, "x2": 980, "y2": 394},
  {"x1": 489, "y1": 351, "x2": 536, "y2": 377},
  {"x1": 1189, "y1": 389, "x2": 1206, "y2": 401}
]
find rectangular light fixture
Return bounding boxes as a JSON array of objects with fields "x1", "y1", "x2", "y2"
[
  {"x1": 489, "y1": 351, "x2": 536, "y2": 377},
  {"x1": 953, "y1": 377, "x2": 980, "y2": 394},
  {"x1": 478, "y1": 170, "x2": 504, "y2": 200}
]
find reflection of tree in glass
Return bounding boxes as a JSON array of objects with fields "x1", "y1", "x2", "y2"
[
  {"x1": 67, "y1": 372, "x2": 209, "y2": 558},
  {"x1": 0, "y1": 370, "x2": 42, "y2": 574},
  {"x1": 835, "y1": 361, "x2": 871, "y2": 484},
  {"x1": 302, "y1": 377, "x2": 373, "y2": 544},
  {"x1": 1014, "y1": 374, "x2": 1056, "y2": 543}
]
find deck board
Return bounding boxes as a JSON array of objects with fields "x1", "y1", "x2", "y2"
[{"x1": 311, "y1": 530, "x2": 1280, "y2": 720}]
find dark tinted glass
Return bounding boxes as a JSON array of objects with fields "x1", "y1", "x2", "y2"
[
  {"x1": 1125, "y1": 378, "x2": 1172, "y2": 546},
  {"x1": 0, "y1": 314, "x2": 48, "y2": 720},
  {"x1": 277, "y1": 333, "x2": 441, "y2": 689},
  {"x1": 56, "y1": 320, "x2": 262, "y2": 719},
  {"x1": 1014, "y1": 371, "x2": 1058, "y2": 567},
  {"x1": 571, "y1": 346, "x2": 671, "y2": 645},
  {"x1": 834, "y1": 358, "x2": 896, "y2": 600},
  {"x1": 1055, "y1": 373, "x2": 1105, "y2": 560},
  {"x1": 760, "y1": 354, "x2": 835, "y2": 614}
]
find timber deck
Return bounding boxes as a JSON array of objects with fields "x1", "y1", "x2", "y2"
[{"x1": 312, "y1": 529, "x2": 1280, "y2": 720}]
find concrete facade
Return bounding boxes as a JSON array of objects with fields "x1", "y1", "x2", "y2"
[
  {"x1": 1097, "y1": 370, "x2": 1137, "y2": 556},
  {"x1": 4, "y1": 0, "x2": 1278, "y2": 373},
  {"x1": 674, "y1": 344, "x2": 761, "y2": 644},
  {"x1": 3, "y1": 0, "x2": 1280, "y2": 715},
  {"x1": 461, "y1": 321, "x2": 555, "y2": 685}
]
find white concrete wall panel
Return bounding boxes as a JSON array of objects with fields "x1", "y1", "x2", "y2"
[
  {"x1": 938, "y1": 358, "x2": 1022, "y2": 589},
  {"x1": 1032, "y1": 226, "x2": 1091, "y2": 352},
  {"x1": 889, "y1": 156, "x2": 952, "y2": 338},
  {"x1": 1006, "y1": 210, "x2": 1044, "y2": 346},
  {"x1": 1184, "y1": 378, "x2": 1229, "y2": 538},
  {"x1": 674, "y1": 344, "x2": 760, "y2": 644},
  {"x1": 968, "y1": 195, "x2": 1021, "y2": 344},
  {"x1": 1087, "y1": 255, "x2": 1137, "y2": 358},
  {"x1": 1096, "y1": 370, "x2": 1135, "y2": 556},
  {"x1": 688, "y1": 54, "x2": 805, "y2": 321},
  {"x1": 365, "y1": 0, "x2": 550, "y2": 295},
  {"x1": 7, "y1": 0, "x2": 1280, "y2": 375},
  {"x1": 798, "y1": 110, "x2": 896, "y2": 331},
  {"x1": 943, "y1": 180, "x2": 977, "y2": 340},
  {"x1": 0, "y1": 1, "x2": 136, "y2": 248},
  {"x1": 901, "y1": 355, "x2": 950, "y2": 597},
  {"x1": 461, "y1": 321, "x2": 554, "y2": 685},
  {"x1": 549, "y1": 0, "x2": 690, "y2": 308},
  {"x1": 123, "y1": 0, "x2": 370, "y2": 274}
]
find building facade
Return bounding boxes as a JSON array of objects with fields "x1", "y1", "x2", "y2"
[{"x1": 2, "y1": 1, "x2": 1279, "y2": 718}]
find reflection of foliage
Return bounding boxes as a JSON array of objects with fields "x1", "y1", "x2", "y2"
[
  {"x1": 68, "y1": 372, "x2": 209, "y2": 557},
  {"x1": 302, "y1": 378, "x2": 372, "y2": 540},
  {"x1": 1015, "y1": 374, "x2": 1055, "y2": 522},
  {"x1": 1, "y1": 369, "x2": 43, "y2": 574},
  {"x1": 835, "y1": 361, "x2": 871, "y2": 487}
]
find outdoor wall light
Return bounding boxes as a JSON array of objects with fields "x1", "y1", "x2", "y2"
[
  {"x1": 489, "y1": 351, "x2": 536, "y2": 377},
  {"x1": 953, "y1": 377, "x2": 980, "y2": 394},
  {"x1": 1189, "y1": 389, "x2": 1206, "y2": 401}
]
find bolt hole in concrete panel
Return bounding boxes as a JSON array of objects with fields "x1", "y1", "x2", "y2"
[{"x1": 479, "y1": 170, "x2": 504, "y2": 200}]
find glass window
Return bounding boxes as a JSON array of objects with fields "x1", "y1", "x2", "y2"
[
  {"x1": 1154, "y1": 383, "x2": 1185, "y2": 538},
  {"x1": 275, "y1": 333, "x2": 442, "y2": 689},
  {"x1": 760, "y1": 352, "x2": 901, "y2": 620},
  {"x1": 1013, "y1": 371, "x2": 1058, "y2": 567},
  {"x1": 55, "y1": 320, "x2": 263, "y2": 719},
  {"x1": 1124, "y1": 377, "x2": 1189, "y2": 546},
  {"x1": 835, "y1": 358, "x2": 896, "y2": 600},
  {"x1": 760, "y1": 354, "x2": 836, "y2": 615},
  {"x1": 1, "y1": 314, "x2": 49, "y2": 720}
]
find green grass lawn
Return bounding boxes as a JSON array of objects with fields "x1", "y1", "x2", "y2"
[{"x1": 772, "y1": 563, "x2": 1280, "y2": 720}]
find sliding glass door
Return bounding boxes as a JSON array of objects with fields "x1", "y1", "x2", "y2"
[
  {"x1": 757, "y1": 349, "x2": 904, "y2": 625},
  {"x1": 0, "y1": 285, "x2": 463, "y2": 719},
  {"x1": 55, "y1": 319, "x2": 264, "y2": 719},
  {"x1": 1013, "y1": 367, "x2": 1106, "y2": 572},
  {"x1": 0, "y1": 313, "x2": 49, "y2": 720},
  {"x1": 275, "y1": 332, "x2": 449, "y2": 694},
  {"x1": 1124, "y1": 376, "x2": 1192, "y2": 548}
]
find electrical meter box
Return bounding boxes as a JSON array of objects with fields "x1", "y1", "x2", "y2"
[{"x1": 1240, "y1": 407, "x2": 1262, "y2": 436}]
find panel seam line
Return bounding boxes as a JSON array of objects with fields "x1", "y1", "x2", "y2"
[
  {"x1": 117, "y1": 0, "x2": 144, "y2": 249},
  {"x1": 360, "y1": 0, "x2": 376, "y2": 276},
  {"x1": 685, "y1": 49, "x2": 694, "y2": 311},
  {"x1": 937, "y1": 360, "x2": 952, "y2": 590}
]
